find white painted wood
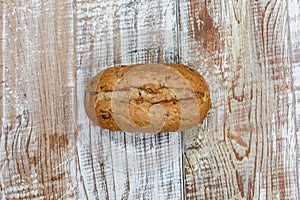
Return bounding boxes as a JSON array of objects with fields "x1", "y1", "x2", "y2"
[
  {"x1": 1, "y1": 0, "x2": 299, "y2": 199},
  {"x1": 288, "y1": 0, "x2": 300, "y2": 197},
  {"x1": 0, "y1": 0, "x2": 3, "y2": 146},
  {"x1": 179, "y1": 0, "x2": 299, "y2": 199},
  {"x1": 75, "y1": 0, "x2": 183, "y2": 199},
  {"x1": 1, "y1": 0, "x2": 77, "y2": 199}
]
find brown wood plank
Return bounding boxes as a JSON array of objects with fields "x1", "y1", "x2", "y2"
[
  {"x1": 1, "y1": 0, "x2": 77, "y2": 198},
  {"x1": 179, "y1": 0, "x2": 298, "y2": 199},
  {"x1": 75, "y1": 0, "x2": 184, "y2": 199},
  {"x1": 288, "y1": 0, "x2": 300, "y2": 195}
]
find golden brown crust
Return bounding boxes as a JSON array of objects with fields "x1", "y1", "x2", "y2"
[
  {"x1": 84, "y1": 63, "x2": 211, "y2": 133},
  {"x1": 84, "y1": 72, "x2": 103, "y2": 127}
]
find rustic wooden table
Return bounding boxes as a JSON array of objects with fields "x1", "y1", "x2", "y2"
[{"x1": 1, "y1": 0, "x2": 300, "y2": 199}]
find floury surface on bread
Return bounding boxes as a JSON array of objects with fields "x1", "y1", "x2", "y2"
[{"x1": 84, "y1": 63, "x2": 211, "y2": 133}]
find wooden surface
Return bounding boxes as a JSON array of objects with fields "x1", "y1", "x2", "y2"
[
  {"x1": 2, "y1": 0, "x2": 77, "y2": 198},
  {"x1": 1, "y1": 0, "x2": 299, "y2": 200},
  {"x1": 180, "y1": 0, "x2": 299, "y2": 199},
  {"x1": 289, "y1": 0, "x2": 300, "y2": 197},
  {"x1": 76, "y1": 0, "x2": 183, "y2": 199}
]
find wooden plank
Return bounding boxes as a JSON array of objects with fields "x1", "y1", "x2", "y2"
[
  {"x1": 0, "y1": 0, "x2": 3, "y2": 197},
  {"x1": 0, "y1": 0, "x2": 3, "y2": 145},
  {"x1": 179, "y1": 0, "x2": 298, "y2": 199},
  {"x1": 75, "y1": 0, "x2": 183, "y2": 199},
  {"x1": 287, "y1": 0, "x2": 300, "y2": 196},
  {"x1": 1, "y1": 0, "x2": 77, "y2": 199}
]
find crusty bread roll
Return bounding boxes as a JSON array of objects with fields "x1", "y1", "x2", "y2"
[{"x1": 84, "y1": 63, "x2": 210, "y2": 133}]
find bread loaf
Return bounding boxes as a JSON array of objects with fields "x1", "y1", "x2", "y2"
[{"x1": 84, "y1": 63, "x2": 210, "y2": 133}]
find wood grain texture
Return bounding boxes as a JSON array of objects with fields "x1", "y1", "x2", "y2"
[
  {"x1": 1, "y1": 0, "x2": 76, "y2": 199},
  {"x1": 0, "y1": 0, "x2": 3, "y2": 148},
  {"x1": 2, "y1": 0, "x2": 300, "y2": 199},
  {"x1": 0, "y1": 0, "x2": 3, "y2": 197},
  {"x1": 75, "y1": 0, "x2": 183, "y2": 199},
  {"x1": 288, "y1": 0, "x2": 300, "y2": 195},
  {"x1": 179, "y1": 0, "x2": 298, "y2": 199}
]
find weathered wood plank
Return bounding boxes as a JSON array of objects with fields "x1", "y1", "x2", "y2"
[
  {"x1": 288, "y1": 0, "x2": 300, "y2": 196},
  {"x1": 0, "y1": 0, "x2": 3, "y2": 197},
  {"x1": 1, "y1": 0, "x2": 76, "y2": 199},
  {"x1": 75, "y1": 0, "x2": 183, "y2": 199},
  {"x1": 2, "y1": 0, "x2": 298, "y2": 199},
  {"x1": 0, "y1": 0, "x2": 3, "y2": 147},
  {"x1": 179, "y1": 0, "x2": 298, "y2": 199}
]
